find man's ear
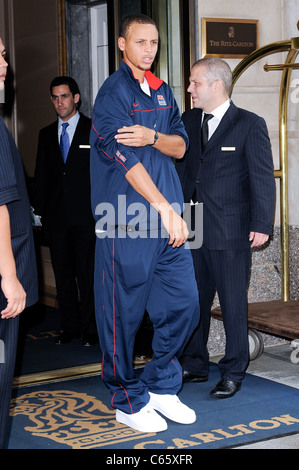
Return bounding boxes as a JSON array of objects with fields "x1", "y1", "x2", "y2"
[
  {"x1": 74, "y1": 93, "x2": 80, "y2": 105},
  {"x1": 213, "y1": 79, "x2": 223, "y2": 94},
  {"x1": 118, "y1": 36, "x2": 125, "y2": 52}
]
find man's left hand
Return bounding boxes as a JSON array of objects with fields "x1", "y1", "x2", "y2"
[
  {"x1": 249, "y1": 232, "x2": 269, "y2": 247},
  {"x1": 115, "y1": 125, "x2": 154, "y2": 147}
]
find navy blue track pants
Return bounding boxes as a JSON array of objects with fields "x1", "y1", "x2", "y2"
[{"x1": 94, "y1": 230, "x2": 200, "y2": 414}]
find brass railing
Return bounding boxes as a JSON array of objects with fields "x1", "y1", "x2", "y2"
[{"x1": 231, "y1": 31, "x2": 299, "y2": 302}]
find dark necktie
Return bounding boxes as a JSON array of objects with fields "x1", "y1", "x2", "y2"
[
  {"x1": 60, "y1": 122, "x2": 70, "y2": 163},
  {"x1": 201, "y1": 113, "x2": 213, "y2": 151}
]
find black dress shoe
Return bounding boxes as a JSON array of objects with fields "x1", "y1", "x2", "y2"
[
  {"x1": 183, "y1": 370, "x2": 208, "y2": 383},
  {"x1": 55, "y1": 332, "x2": 79, "y2": 345},
  {"x1": 210, "y1": 379, "x2": 241, "y2": 399}
]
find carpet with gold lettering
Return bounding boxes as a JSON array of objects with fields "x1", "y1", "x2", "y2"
[{"x1": 6, "y1": 363, "x2": 299, "y2": 450}]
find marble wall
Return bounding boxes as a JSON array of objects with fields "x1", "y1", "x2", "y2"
[{"x1": 65, "y1": 2, "x2": 93, "y2": 118}]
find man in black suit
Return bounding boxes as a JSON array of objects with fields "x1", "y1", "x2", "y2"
[
  {"x1": 0, "y1": 36, "x2": 38, "y2": 447},
  {"x1": 176, "y1": 58, "x2": 275, "y2": 398},
  {"x1": 33, "y1": 76, "x2": 97, "y2": 346}
]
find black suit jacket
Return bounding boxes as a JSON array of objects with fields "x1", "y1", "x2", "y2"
[
  {"x1": 33, "y1": 113, "x2": 94, "y2": 229},
  {"x1": 176, "y1": 102, "x2": 276, "y2": 250}
]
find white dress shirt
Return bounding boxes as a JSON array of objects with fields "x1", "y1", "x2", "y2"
[{"x1": 203, "y1": 99, "x2": 231, "y2": 140}]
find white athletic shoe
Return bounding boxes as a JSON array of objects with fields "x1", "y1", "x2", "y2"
[
  {"x1": 149, "y1": 392, "x2": 196, "y2": 424},
  {"x1": 116, "y1": 403, "x2": 168, "y2": 433}
]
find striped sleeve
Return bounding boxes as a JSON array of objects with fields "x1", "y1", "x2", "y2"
[
  {"x1": 90, "y1": 92, "x2": 140, "y2": 176},
  {"x1": 0, "y1": 118, "x2": 20, "y2": 205}
]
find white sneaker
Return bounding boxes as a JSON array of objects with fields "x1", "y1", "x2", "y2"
[
  {"x1": 149, "y1": 392, "x2": 196, "y2": 424},
  {"x1": 116, "y1": 403, "x2": 168, "y2": 433}
]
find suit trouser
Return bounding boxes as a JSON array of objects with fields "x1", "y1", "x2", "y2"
[
  {"x1": 182, "y1": 244, "x2": 251, "y2": 382},
  {"x1": 47, "y1": 223, "x2": 96, "y2": 336},
  {"x1": 94, "y1": 230, "x2": 200, "y2": 414},
  {"x1": 0, "y1": 316, "x2": 19, "y2": 448}
]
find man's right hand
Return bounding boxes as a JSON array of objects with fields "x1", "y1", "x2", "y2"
[
  {"x1": 158, "y1": 203, "x2": 189, "y2": 247},
  {"x1": 125, "y1": 163, "x2": 188, "y2": 247},
  {"x1": 1, "y1": 275, "x2": 26, "y2": 319}
]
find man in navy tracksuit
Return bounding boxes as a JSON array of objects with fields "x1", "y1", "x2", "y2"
[{"x1": 90, "y1": 14, "x2": 199, "y2": 433}]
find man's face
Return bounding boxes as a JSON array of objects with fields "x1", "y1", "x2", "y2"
[
  {"x1": 187, "y1": 65, "x2": 216, "y2": 112},
  {"x1": 50, "y1": 84, "x2": 79, "y2": 121},
  {"x1": 0, "y1": 38, "x2": 8, "y2": 92},
  {"x1": 118, "y1": 22, "x2": 158, "y2": 81}
]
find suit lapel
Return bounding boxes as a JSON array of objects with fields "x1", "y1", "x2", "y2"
[
  {"x1": 49, "y1": 122, "x2": 65, "y2": 167},
  {"x1": 70, "y1": 116, "x2": 81, "y2": 151},
  {"x1": 187, "y1": 108, "x2": 203, "y2": 155},
  {"x1": 185, "y1": 109, "x2": 203, "y2": 178},
  {"x1": 65, "y1": 114, "x2": 85, "y2": 165},
  {"x1": 204, "y1": 102, "x2": 238, "y2": 153}
]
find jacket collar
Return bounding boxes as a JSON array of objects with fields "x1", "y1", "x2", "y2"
[
  {"x1": 120, "y1": 59, "x2": 164, "y2": 91},
  {"x1": 204, "y1": 101, "x2": 238, "y2": 151}
]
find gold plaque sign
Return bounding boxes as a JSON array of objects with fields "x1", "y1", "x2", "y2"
[{"x1": 202, "y1": 18, "x2": 259, "y2": 58}]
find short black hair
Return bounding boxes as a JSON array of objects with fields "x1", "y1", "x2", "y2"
[
  {"x1": 119, "y1": 14, "x2": 157, "y2": 39},
  {"x1": 50, "y1": 76, "x2": 81, "y2": 108},
  {"x1": 50, "y1": 76, "x2": 80, "y2": 97}
]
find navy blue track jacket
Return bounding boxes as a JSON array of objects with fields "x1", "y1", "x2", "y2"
[{"x1": 90, "y1": 60, "x2": 188, "y2": 230}]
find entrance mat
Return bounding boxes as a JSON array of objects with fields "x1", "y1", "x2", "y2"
[{"x1": 6, "y1": 363, "x2": 299, "y2": 450}]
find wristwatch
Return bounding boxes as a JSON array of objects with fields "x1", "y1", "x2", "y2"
[{"x1": 151, "y1": 130, "x2": 159, "y2": 146}]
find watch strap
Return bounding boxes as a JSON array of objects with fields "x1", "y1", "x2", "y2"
[{"x1": 151, "y1": 130, "x2": 159, "y2": 146}]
